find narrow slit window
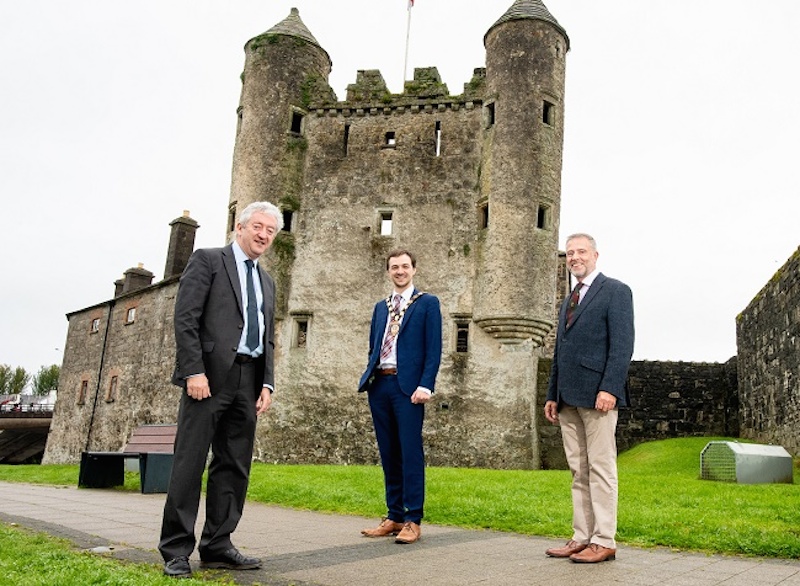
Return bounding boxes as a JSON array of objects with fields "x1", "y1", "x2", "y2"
[
  {"x1": 478, "y1": 202, "x2": 489, "y2": 230},
  {"x1": 537, "y1": 204, "x2": 551, "y2": 229},
  {"x1": 282, "y1": 210, "x2": 293, "y2": 232},
  {"x1": 78, "y1": 380, "x2": 88, "y2": 405},
  {"x1": 543, "y1": 101, "x2": 555, "y2": 126},
  {"x1": 105, "y1": 376, "x2": 118, "y2": 403},
  {"x1": 435, "y1": 121, "x2": 442, "y2": 156},
  {"x1": 125, "y1": 307, "x2": 136, "y2": 324},
  {"x1": 290, "y1": 111, "x2": 304, "y2": 134},
  {"x1": 227, "y1": 204, "x2": 237, "y2": 233},
  {"x1": 456, "y1": 323, "x2": 470, "y2": 353},
  {"x1": 90, "y1": 318, "x2": 100, "y2": 333},
  {"x1": 485, "y1": 103, "x2": 495, "y2": 128},
  {"x1": 295, "y1": 319, "x2": 308, "y2": 349},
  {"x1": 343, "y1": 123, "x2": 350, "y2": 155},
  {"x1": 385, "y1": 131, "x2": 396, "y2": 147},
  {"x1": 380, "y1": 211, "x2": 393, "y2": 236}
]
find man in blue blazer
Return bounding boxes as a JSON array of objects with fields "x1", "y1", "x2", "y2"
[
  {"x1": 544, "y1": 233, "x2": 634, "y2": 564},
  {"x1": 159, "y1": 202, "x2": 281, "y2": 578},
  {"x1": 359, "y1": 249, "x2": 442, "y2": 544}
]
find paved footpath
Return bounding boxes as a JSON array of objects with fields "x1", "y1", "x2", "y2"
[{"x1": 1, "y1": 482, "x2": 799, "y2": 586}]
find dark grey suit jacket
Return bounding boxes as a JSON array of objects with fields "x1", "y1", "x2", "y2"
[
  {"x1": 172, "y1": 244, "x2": 275, "y2": 394},
  {"x1": 546, "y1": 272, "x2": 634, "y2": 409}
]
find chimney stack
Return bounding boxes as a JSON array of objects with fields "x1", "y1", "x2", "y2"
[
  {"x1": 164, "y1": 210, "x2": 199, "y2": 279},
  {"x1": 120, "y1": 263, "x2": 154, "y2": 295}
]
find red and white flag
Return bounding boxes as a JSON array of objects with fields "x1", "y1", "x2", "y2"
[{"x1": 408, "y1": 0, "x2": 414, "y2": 8}]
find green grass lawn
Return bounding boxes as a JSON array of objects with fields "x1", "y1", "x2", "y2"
[
  {"x1": 0, "y1": 523, "x2": 234, "y2": 586},
  {"x1": 1, "y1": 437, "x2": 798, "y2": 562}
]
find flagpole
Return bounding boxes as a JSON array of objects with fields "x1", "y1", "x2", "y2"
[{"x1": 403, "y1": 1, "x2": 412, "y2": 88}]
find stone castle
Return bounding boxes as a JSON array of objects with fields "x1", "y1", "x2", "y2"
[{"x1": 43, "y1": 1, "x2": 799, "y2": 468}]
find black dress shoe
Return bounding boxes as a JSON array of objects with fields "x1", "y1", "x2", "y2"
[
  {"x1": 199, "y1": 547, "x2": 261, "y2": 570},
  {"x1": 163, "y1": 555, "x2": 191, "y2": 578}
]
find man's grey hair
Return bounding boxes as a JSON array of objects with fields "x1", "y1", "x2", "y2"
[
  {"x1": 566, "y1": 232, "x2": 597, "y2": 250},
  {"x1": 238, "y1": 201, "x2": 284, "y2": 231}
]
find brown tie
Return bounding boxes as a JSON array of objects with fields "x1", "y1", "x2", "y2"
[{"x1": 566, "y1": 283, "x2": 583, "y2": 326}]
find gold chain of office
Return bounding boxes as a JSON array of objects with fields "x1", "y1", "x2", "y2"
[{"x1": 385, "y1": 292, "x2": 425, "y2": 334}]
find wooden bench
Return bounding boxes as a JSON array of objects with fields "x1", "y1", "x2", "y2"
[{"x1": 78, "y1": 424, "x2": 177, "y2": 494}]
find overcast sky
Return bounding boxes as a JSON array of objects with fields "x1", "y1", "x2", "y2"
[{"x1": 1, "y1": 0, "x2": 798, "y2": 378}]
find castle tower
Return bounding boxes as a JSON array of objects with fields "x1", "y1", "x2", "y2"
[
  {"x1": 227, "y1": 8, "x2": 335, "y2": 236},
  {"x1": 474, "y1": 0, "x2": 569, "y2": 345}
]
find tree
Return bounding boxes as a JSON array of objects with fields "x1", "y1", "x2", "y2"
[
  {"x1": 6, "y1": 366, "x2": 30, "y2": 394},
  {"x1": 0, "y1": 364, "x2": 11, "y2": 394},
  {"x1": 31, "y1": 364, "x2": 60, "y2": 396}
]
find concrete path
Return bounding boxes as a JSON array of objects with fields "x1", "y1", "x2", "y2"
[{"x1": 1, "y1": 481, "x2": 799, "y2": 585}]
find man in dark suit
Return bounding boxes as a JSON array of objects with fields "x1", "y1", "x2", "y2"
[
  {"x1": 158, "y1": 201, "x2": 282, "y2": 578},
  {"x1": 544, "y1": 233, "x2": 634, "y2": 564},
  {"x1": 359, "y1": 249, "x2": 442, "y2": 545}
]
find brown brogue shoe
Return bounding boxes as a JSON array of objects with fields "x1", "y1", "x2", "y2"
[
  {"x1": 569, "y1": 543, "x2": 616, "y2": 563},
  {"x1": 395, "y1": 522, "x2": 421, "y2": 544},
  {"x1": 545, "y1": 540, "x2": 587, "y2": 558},
  {"x1": 361, "y1": 518, "x2": 404, "y2": 537}
]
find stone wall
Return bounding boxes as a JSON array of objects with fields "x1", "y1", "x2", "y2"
[
  {"x1": 536, "y1": 358, "x2": 739, "y2": 469},
  {"x1": 737, "y1": 246, "x2": 800, "y2": 455},
  {"x1": 43, "y1": 279, "x2": 181, "y2": 463}
]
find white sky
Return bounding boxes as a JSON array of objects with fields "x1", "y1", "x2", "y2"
[{"x1": 1, "y1": 0, "x2": 798, "y2": 377}]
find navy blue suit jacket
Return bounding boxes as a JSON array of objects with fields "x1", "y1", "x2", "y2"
[
  {"x1": 358, "y1": 290, "x2": 442, "y2": 396},
  {"x1": 546, "y1": 273, "x2": 634, "y2": 409}
]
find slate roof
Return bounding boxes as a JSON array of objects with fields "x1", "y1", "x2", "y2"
[
  {"x1": 258, "y1": 7, "x2": 330, "y2": 58},
  {"x1": 485, "y1": 0, "x2": 570, "y2": 49}
]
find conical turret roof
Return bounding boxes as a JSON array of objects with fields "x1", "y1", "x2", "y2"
[
  {"x1": 257, "y1": 7, "x2": 329, "y2": 57},
  {"x1": 485, "y1": 0, "x2": 570, "y2": 49}
]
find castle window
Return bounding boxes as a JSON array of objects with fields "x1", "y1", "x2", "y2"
[
  {"x1": 282, "y1": 210, "x2": 293, "y2": 232},
  {"x1": 484, "y1": 102, "x2": 495, "y2": 128},
  {"x1": 537, "y1": 204, "x2": 551, "y2": 230},
  {"x1": 90, "y1": 318, "x2": 100, "y2": 334},
  {"x1": 435, "y1": 121, "x2": 442, "y2": 157},
  {"x1": 380, "y1": 211, "x2": 394, "y2": 236},
  {"x1": 343, "y1": 123, "x2": 350, "y2": 155},
  {"x1": 227, "y1": 203, "x2": 237, "y2": 233},
  {"x1": 543, "y1": 101, "x2": 555, "y2": 126},
  {"x1": 478, "y1": 202, "x2": 489, "y2": 230},
  {"x1": 455, "y1": 323, "x2": 470, "y2": 353},
  {"x1": 105, "y1": 376, "x2": 118, "y2": 403},
  {"x1": 294, "y1": 318, "x2": 308, "y2": 349},
  {"x1": 77, "y1": 380, "x2": 88, "y2": 405},
  {"x1": 290, "y1": 110, "x2": 304, "y2": 135},
  {"x1": 384, "y1": 131, "x2": 396, "y2": 147},
  {"x1": 125, "y1": 307, "x2": 136, "y2": 324},
  {"x1": 236, "y1": 106, "x2": 243, "y2": 135}
]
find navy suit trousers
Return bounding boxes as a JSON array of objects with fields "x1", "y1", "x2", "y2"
[{"x1": 367, "y1": 374, "x2": 426, "y2": 523}]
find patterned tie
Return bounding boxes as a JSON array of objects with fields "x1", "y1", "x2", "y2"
[
  {"x1": 566, "y1": 282, "x2": 583, "y2": 326},
  {"x1": 245, "y1": 259, "x2": 259, "y2": 352},
  {"x1": 379, "y1": 294, "x2": 403, "y2": 362}
]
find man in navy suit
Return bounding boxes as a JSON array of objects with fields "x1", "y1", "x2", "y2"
[
  {"x1": 359, "y1": 249, "x2": 442, "y2": 544},
  {"x1": 159, "y1": 202, "x2": 281, "y2": 578},
  {"x1": 544, "y1": 233, "x2": 634, "y2": 564}
]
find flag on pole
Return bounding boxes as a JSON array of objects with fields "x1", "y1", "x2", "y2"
[{"x1": 408, "y1": 0, "x2": 414, "y2": 8}]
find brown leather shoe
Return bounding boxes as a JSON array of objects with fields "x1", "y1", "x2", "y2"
[
  {"x1": 569, "y1": 543, "x2": 616, "y2": 563},
  {"x1": 361, "y1": 518, "x2": 404, "y2": 537},
  {"x1": 395, "y1": 522, "x2": 421, "y2": 544},
  {"x1": 545, "y1": 539, "x2": 587, "y2": 558}
]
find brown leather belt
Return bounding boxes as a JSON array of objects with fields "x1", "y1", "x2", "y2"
[
  {"x1": 235, "y1": 354, "x2": 254, "y2": 364},
  {"x1": 375, "y1": 367, "x2": 397, "y2": 376}
]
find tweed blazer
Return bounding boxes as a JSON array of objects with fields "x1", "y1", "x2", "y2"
[{"x1": 546, "y1": 272, "x2": 634, "y2": 409}]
